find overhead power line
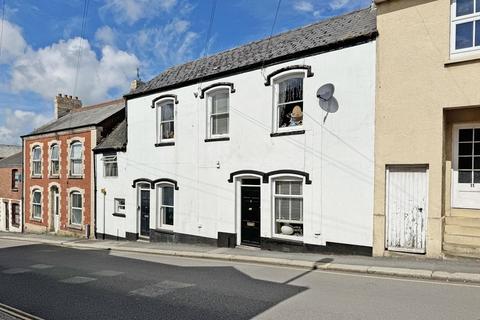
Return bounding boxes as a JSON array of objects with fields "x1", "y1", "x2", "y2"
[
  {"x1": 73, "y1": 0, "x2": 90, "y2": 96},
  {"x1": 0, "y1": 0, "x2": 6, "y2": 58},
  {"x1": 261, "y1": 0, "x2": 282, "y2": 80}
]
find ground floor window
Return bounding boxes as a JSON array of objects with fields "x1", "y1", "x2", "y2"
[
  {"x1": 12, "y1": 203, "x2": 20, "y2": 226},
  {"x1": 70, "y1": 192, "x2": 82, "y2": 226},
  {"x1": 157, "y1": 185, "x2": 174, "y2": 228},
  {"x1": 32, "y1": 190, "x2": 42, "y2": 220},
  {"x1": 273, "y1": 179, "x2": 303, "y2": 237},
  {"x1": 114, "y1": 198, "x2": 125, "y2": 214}
]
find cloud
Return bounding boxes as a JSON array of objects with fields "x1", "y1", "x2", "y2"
[
  {"x1": 127, "y1": 18, "x2": 198, "y2": 74},
  {"x1": 10, "y1": 36, "x2": 139, "y2": 104},
  {"x1": 0, "y1": 20, "x2": 28, "y2": 64},
  {"x1": 293, "y1": 1, "x2": 314, "y2": 12},
  {"x1": 95, "y1": 26, "x2": 117, "y2": 47},
  {"x1": 292, "y1": 0, "x2": 369, "y2": 18},
  {"x1": 101, "y1": 0, "x2": 177, "y2": 25},
  {"x1": 0, "y1": 108, "x2": 51, "y2": 144}
]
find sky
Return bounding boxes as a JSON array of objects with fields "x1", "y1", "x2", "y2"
[{"x1": 0, "y1": 0, "x2": 371, "y2": 145}]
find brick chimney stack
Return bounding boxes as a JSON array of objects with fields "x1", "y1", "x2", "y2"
[
  {"x1": 54, "y1": 94, "x2": 82, "y2": 119},
  {"x1": 130, "y1": 79, "x2": 145, "y2": 92}
]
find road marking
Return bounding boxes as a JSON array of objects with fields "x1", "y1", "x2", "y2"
[
  {"x1": 2, "y1": 268, "x2": 31, "y2": 274},
  {"x1": 129, "y1": 280, "x2": 195, "y2": 298},
  {"x1": 29, "y1": 264, "x2": 53, "y2": 270},
  {"x1": 90, "y1": 270, "x2": 123, "y2": 277},
  {"x1": 60, "y1": 276, "x2": 97, "y2": 284},
  {"x1": 0, "y1": 302, "x2": 44, "y2": 320}
]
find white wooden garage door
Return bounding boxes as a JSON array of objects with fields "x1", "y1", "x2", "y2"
[{"x1": 386, "y1": 166, "x2": 428, "y2": 253}]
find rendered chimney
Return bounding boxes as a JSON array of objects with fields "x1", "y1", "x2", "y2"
[
  {"x1": 54, "y1": 94, "x2": 82, "y2": 119},
  {"x1": 130, "y1": 79, "x2": 145, "y2": 92}
]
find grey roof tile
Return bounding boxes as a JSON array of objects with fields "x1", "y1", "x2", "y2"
[
  {"x1": 94, "y1": 119, "x2": 127, "y2": 152},
  {"x1": 24, "y1": 99, "x2": 124, "y2": 137},
  {"x1": 128, "y1": 7, "x2": 376, "y2": 97},
  {"x1": 0, "y1": 151, "x2": 22, "y2": 168},
  {"x1": 0, "y1": 145, "x2": 21, "y2": 159}
]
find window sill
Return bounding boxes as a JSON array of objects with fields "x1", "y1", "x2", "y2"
[
  {"x1": 49, "y1": 175, "x2": 60, "y2": 179},
  {"x1": 205, "y1": 137, "x2": 230, "y2": 143},
  {"x1": 30, "y1": 218, "x2": 42, "y2": 223},
  {"x1": 68, "y1": 175, "x2": 84, "y2": 179},
  {"x1": 445, "y1": 54, "x2": 480, "y2": 67},
  {"x1": 154, "y1": 228, "x2": 174, "y2": 234},
  {"x1": 10, "y1": 188, "x2": 18, "y2": 192},
  {"x1": 155, "y1": 142, "x2": 175, "y2": 147},
  {"x1": 68, "y1": 224, "x2": 83, "y2": 231},
  {"x1": 272, "y1": 235, "x2": 304, "y2": 243},
  {"x1": 31, "y1": 176, "x2": 43, "y2": 179},
  {"x1": 270, "y1": 130, "x2": 305, "y2": 137},
  {"x1": 112, "y1": 213, "x2": 126, "y2": 218}
]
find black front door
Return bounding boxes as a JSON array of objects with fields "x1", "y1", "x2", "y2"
[
  {"x1": 4, "y1": 202, "x2": 9, "y2": 231},
  {"x1": 241, "y1": 186, "x2": 261, "y2": 246},
  {"x1": 140, "y1": 190, "x2": 150, "y2": 236}
]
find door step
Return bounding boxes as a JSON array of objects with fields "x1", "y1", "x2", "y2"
[{"x1": 236, "y1": 245, "x2": 261, "y2": 251}]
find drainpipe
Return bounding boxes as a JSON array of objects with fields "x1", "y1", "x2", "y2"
[
  {"x1": 93, "y1": 150, "x2": 98, "y2": 239},
  {"x1": 21, "y1": 138, "x2": 25, "y2": 234}
]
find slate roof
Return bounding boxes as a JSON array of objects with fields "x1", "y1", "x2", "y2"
[
  {"x1": 23, "y1": 99, "x2": 124, "y2": 137},
  {"x1": 94, "y1": 119, "x2": 127, "y2": 152},
  {"x1": 0, "y1": 145, "x2": 21, "y2": 159},
  {"x1": 0, "y1": 151, "x2": 22, "y2": 168},
  {"x1": 126, "y1": 7, "x2": 377, "y2": 98}
]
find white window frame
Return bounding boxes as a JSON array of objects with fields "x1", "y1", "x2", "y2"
[
  {"x1": 102, "y1": 154, "x2": 118, "y2": 177},
  {"x1": 452, "y1": 123, "x2": 480, "y2": 208},
  {"x1": 11, "y1": 169, "x2": 20, "y2": 190},
  {"x1": 272, "y1": 73, "x2": 305, "y2": 134},
  {"x1": 156, "y1": 183, "x2": 175, "y2": 230},
  {"x1": 114, "y1": 198, "x2": 126, "y2": 214},
  {"x1": 156, "y1": 99, "x2": 175, "y2": 143},
  {"x1": 69, "y1": 141, "x2": 83, "y2": 177},
  {"x1": 206, "y1": 88, "x2": 230, "y2": 138},
  {"x1": 450, "y1": 0, "x2": 480, "y2": 58},
  {"x1": 32, "y1": 189, "x2": 42, "y2": 220},
  {"x1": 32, "y1": 146, "x2": 42, "y2": 177},
  {"x1": 69, "y1": 191, "x2": 83, "y2": 226},
  {"x1": 272, "y1": 177, "x2": 304, "y2": 240},
  {"x1": 50, "y1": 144, "x2": 60, "y2": 176}
]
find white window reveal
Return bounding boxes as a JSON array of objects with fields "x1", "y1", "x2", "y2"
[
  {"x1": 157, "y1": 185, "x2": 174, "y2": 229},
  {"x1": 115, "y1": 198, "x2": 126, "y2": 214},
  {"x1": 103, "y1": 154, "x2": 118, "y2": 177},
  {"x1": 452, "y1": 125, "x2": 480, "y2": 208},
  {"x1": 157, "y1": 100, "x2": 175, "y2": 143},
  {"x1": 50, "y1": 144, "x2": 59, "y2": 175},
  {"x1": 273, "y1": 180, "x2": 303, "y2": 238},
  {"x1": 451, "y1": 0, "x2": 480, "y2": 57},
  {"x1": 32, "y1": 189, "x2": 42, "y2": 220},
  {"x1": 207, "y1": 89, "x2": 229, "y2": 137},
  {"x1": 274, "y1": 76, "x2": 304, "y2": 132},
  {"x1": 70, "y1": 191, "x2": 83, "y2": 226},
  {"x1": 70, "y1": 142, "x2": 83, "y2": 176},
  {"x1": 32, "y1": 146, "x2": 42, "y2": 176}
]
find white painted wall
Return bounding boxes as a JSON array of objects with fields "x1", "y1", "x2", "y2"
[{"x1": 96, "y1": 41, "x2": 376, "y2": 247}]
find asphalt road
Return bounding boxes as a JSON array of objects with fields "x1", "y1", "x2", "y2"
[{"x1": 0, "y1": 239, "x2": 480, "y2": 320}]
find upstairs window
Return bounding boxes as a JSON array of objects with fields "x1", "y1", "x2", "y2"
[
  {"x1": 32, "y1": 146, "x2": 41, "y2": 176},
  {"x1": 102, "y1": 154, "x2": 118, "y2": 177},
  {"x1": 451, "y1": 0, "x2": 480, "y2": 56},
  {"x1": 50, "y1": 144, "x2": 59, "y2": 176},
  {"x1": 11, "y1": 169, "x2": 20, "y2": 190},
  {"x1": 32, "y1": 189, "x2": 42, "y2": 220},
  {"x1": 70, "y1": 142, "x2": 83, "y2": 176},
  {"x1": 274, "y1": 76, "x2": 303, "y2": 132},
  {"x1": 157, "y1": 100, "x2": 175, "y2": 143},
  {"x1": 207, "y1": 89, "x2": 229, "y2": 137}
]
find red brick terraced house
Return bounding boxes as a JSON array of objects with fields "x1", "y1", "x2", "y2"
[
  {"x1": 0, "y1": 152, "x2": 23, "y2": 232},
  {"x1": 22, "y1": 94, "x2": 124, "y2": 238}
]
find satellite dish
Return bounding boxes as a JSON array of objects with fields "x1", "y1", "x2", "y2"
[
  {"x1": 317, "y1": 83, "x2": 335, "y2": 101},
  {"x1": 322, "y1": 97, "x2": 339, "y2": 113}
]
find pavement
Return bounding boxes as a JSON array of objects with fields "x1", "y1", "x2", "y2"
[{"x1": 1, "y1": 232, "x2": 480, "y2": 284}]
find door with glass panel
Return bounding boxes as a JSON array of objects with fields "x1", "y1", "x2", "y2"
[{"x1": 138, "y1": 184, "x2": 150, "y2": 237}]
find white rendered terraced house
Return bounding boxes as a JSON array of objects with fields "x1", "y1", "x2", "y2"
[{"x1": 94, "y1": 7, "x2": 378, "y2": 254}]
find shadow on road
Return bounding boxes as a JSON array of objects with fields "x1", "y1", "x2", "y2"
[{"x1": 0, "y1": 243, "x2": 307, "y2": 320}]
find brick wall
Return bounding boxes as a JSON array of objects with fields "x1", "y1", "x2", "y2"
[
  {"x1": 24, "y1": 129, "x2": 94, "y2": 237},
  {"x1": 0, "y1": 166, "x2": 22, "y2": 200}
]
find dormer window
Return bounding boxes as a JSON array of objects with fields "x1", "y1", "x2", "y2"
[{"x1": 451, "y1": 0, "x2": 480, "y2": 57}]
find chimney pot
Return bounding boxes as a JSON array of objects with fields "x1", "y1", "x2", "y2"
[{"x1": 54, "y1": 93, "x2": 82, "y2": 119}]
